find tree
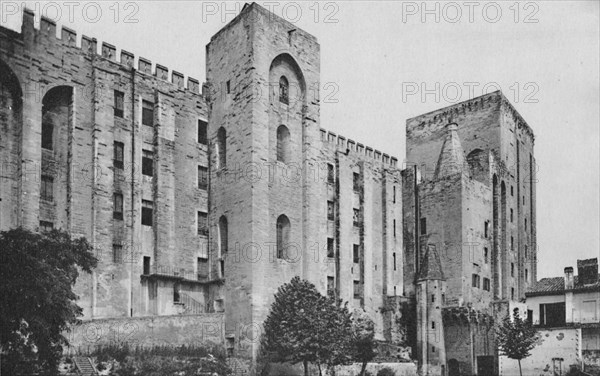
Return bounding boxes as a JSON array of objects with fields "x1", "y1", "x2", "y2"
[
  {"x1": 261, "y1": 276, "x2": 353, "y2": 376},
  {"x1": 351, "y1": 309, "x2": 377, "y2": 376},
  {"x1": 0, "y1": 228, "x2": 97, "y2": 375},
  {"x1": 495, "y1": 307, "x2": 541, "y2": 376}
]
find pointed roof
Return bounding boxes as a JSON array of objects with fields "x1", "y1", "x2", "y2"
[
  {"x1": 434, "y1": 122, "x2": 469, "y2": 179},
  {"x1": 417, "y1": 245, "x2": 445, "y2": 281}
]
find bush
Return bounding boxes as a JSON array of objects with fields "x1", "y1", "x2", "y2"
[{"x1": 377, "y1": 367, "x2": 396, "y2": 376}]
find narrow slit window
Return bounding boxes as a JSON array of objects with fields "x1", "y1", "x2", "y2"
[
  {"x1": 142, "y1": 150, "x2": 153, "y2": 177},
  {"x1": 113, "y1": 193, "x2": 123, "y2": 220},
  {"x1": 114, "y1": 90, "x2": 124, "y2": 118},
  {"x1": 142, "y1": 100, "x2": 153, "y2": 126},
  {"x1": 141, "y1": 200, "x2": 153, "y2": 226},
  {"x1": 114, "y1": 141, "x2": 124, "y2": 169}
]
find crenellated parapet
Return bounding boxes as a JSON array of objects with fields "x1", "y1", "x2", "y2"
[
  {"x1": 319, "y1": 128, "x2": 399, "y2": 168},
  {"x1": 12, "y1": 8, "x2": 205, "y2": 95}
]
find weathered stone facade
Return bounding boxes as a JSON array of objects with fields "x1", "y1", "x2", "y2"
[
  {"x1": 1, "y1": 3, "x2": 538, "y2": 375},
  {"x1": 403, "y1": 92, "x2": 537, "y2": 375},
  {"x1": 0, "y1": 2, "x2": 403, "y2": 364}
]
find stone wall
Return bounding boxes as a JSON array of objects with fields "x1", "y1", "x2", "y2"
[
  {"x1": 66, "y1": 314, "x2": 225, "y2": 353},
  {"x1": 499, "y1": 327, "x2": 582, "y2": 376}
]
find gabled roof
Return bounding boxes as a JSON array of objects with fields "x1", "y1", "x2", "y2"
[
  {"x1": 526, "y1": 274, "x2": 600, "y2": 297},
  {"x1": 417, "y1": 246, "x2": 445, "y2": 281}
]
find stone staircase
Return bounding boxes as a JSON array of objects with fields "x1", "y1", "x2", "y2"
[
  {"x1": 180, "y1": 292, "x2": 206, "y2": 314},
  {"x1": 73, "y1": 356, "x2": 98, "y2": 376}
]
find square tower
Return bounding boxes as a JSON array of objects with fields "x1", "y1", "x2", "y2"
[{"x1": 206, "y1": 3, "x2": 321, "y2": 360}]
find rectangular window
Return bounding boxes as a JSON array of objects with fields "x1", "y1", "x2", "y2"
[
  {"x1": 484, "y1": 247, "x2": 489, "y2": 263},
  {"x1": 198, "y1": 166, "x2": 208, "y2": 189},
  {"x1": 511, "y1": 185, "x2": 514, "y2": 196},
  {"x1": 510, "y1": 208, "x2": 514, "y2": 223},
  {"x1": 327, "y1": 200, "x2": 335, "y2": 220},
  {"x1": 197, "y1": 119, "x2": 208, "y2": 145},
  {"x1": 393, "y1": 186, "x2": 396, "y2": 203},
  {"x1": 113, "y1": 141, "x2": 124, "y2": 169},
  {"x1": 142, "y1": 150, "x2": 153, "y2": 177},
  {"x1": 327, "y1": 238, "x2": 334, "y2": 258},
  {"x1": 353, "y1": 280, "x2": 361, "y2": 299},
  {"x1": 420, "y1": 217, "x2": 427, "y2": 235},
  {"x1": 327, "y1": 276, "x2": 335, "y2": 298},
  {"x1": 431, "y1": 321, "x2": 435, "y2": 329},
  {"x1": 511, "y1": 288, "x2": 515, "y2": 300},
  {"x1": 143, "y1": 256, "x2": 151, "y2": 275},
  {"x1": 484, "y1": 221, "x2": 489, "y2": 238},
  {"x1": 197, "y1": 211, "x2": 208, "y2": 236},
  {"x1": 141, "y1": 200, "x2": 153, "y2": 226},
  {"x1": 113, "y1": 193, "x2": 123, "y2": 220},
  {"x1": 40, "y1": 175, "x2": 54, "y2": 202},
  {"x1": 393, "y1": 219, "x2": 396, "y2": 238},
  {"x1": 539, "y1": 302, "x2": 566, "y2": 327},
  {"x1": 327, "y1": 163, "x2": 334, "y2": 184},
  {"x1": 226, "y1": 80, "x2": 231, "y2": 94},
  {"x1": 142, "y1": 100, "x2": 153, "y2": 126},
  {"x1": 353, "y1": 209, "x2": 360, "y2": 227},
  {"x1": 511, "y1": 236, "x2": 514, "y2": 251},
  {"x1": 39, "y1": 221, "x2": 53, "y2": 232},
  {"x1": 113, "y1": 244, "x2": 123, "y2": 263},
  {"x1": 525, "y1": 269, "x2": 529, "y2": 283},
  {"x1": 353, "y1": 172, "x2": 360, "y2": 192},
  {"x1": 483, "y1": 278, "x2": 490, "y2": 291},
  {"x1": 114, "y1": 90, "x2": 124, "y2": 118},
  {"x1": 353, "y1": 244, "x2": 360, "y2": 264},
  {"x1": 471, "y1": 274, "x2": 480, "y2": 288},
  {"x1": 511, "y1": 263, "x2": 515, "y2": 277},
  {"x1": 197, "y1": 257, "x2": 208, "y2": 280},
  {"x1": 431, "y1": 294, "x2": 435, "y2": 303},
  {"x1": 41, "y1": 121, "x2": 53, "y2": 150},
  {"x1": 393, "y1": 252, "x2": 397, "y2": 271}
]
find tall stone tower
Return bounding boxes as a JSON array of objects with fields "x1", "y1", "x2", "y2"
[
  {"x1": 416, "y1": 245, "x2": 446, "y2": 376},
  {"x1": 403, "y1": 92, "x2": 536, "y2": 375},
  {"x1": 206, "y1": 3, "x2": 321, "y2": 359}
]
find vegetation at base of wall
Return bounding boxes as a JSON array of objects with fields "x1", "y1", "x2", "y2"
[
  {"x1": 260, "y1": 277, "x2": 378, "y2": 376},
  {"x1": 495, "y1": 307, "x2": 541, "y2": 376},
  {"x1": 0, "y1": 228, "x2": 97, "y2": 376},
  {"x1": 80, "y1": 344, "x2": 231, "y2": 375}
]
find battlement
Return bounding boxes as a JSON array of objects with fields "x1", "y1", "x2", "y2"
[
  {"x1": 15, "y1": 8, "x2": 204, "y2": 95},
  {"x1": 406, "y1": 90, "x2": 535, "y2": 143},
  {"x1": 320, "y1": 128, "x2": 398, "y2": 168}
]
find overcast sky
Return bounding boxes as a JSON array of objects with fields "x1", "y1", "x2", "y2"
[{"x1": 2, "y1": 1, "x2": 598, "y2": 279}]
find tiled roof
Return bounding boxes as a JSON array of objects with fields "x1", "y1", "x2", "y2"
[{"x1": 526, "y1": 275, "x2": 600, "y2": 296}]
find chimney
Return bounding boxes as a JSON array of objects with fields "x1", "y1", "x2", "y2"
[
  {"x1": 577, "y1": 258, "x2": 599, "y2": 285},
  {"x1": 564, "y1": 267, "x2": 574, "y2": 290}
]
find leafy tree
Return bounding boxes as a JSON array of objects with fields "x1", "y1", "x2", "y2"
[
  {"x1": 0, "y1": 228, "x2": 97, "y2": 375},
  {"x1": 352, "y1": 309, "x2": 377, "y2": 376},
  {"x1": 261, "y1": 276, "x2": 354, "y2": 376},
  {"x1": 495, "y1": 307, "x2": 541, "y2": 376}
]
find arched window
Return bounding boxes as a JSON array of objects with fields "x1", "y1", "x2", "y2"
[
  {"x1": 219, "y1": 216, "x2": 228, "y2": 257},
  {"x1": 217, "y1": 127, "x2": 226, "y2": 168},
  {"x1": 276, "y1": 125, "x2": 290, "y2": 163},
  {"x1": 276, "y1": 215, "x2": 290, "y2": 259},
  {"x1": 279, "y1": 76, "x2": 289, "y2": 104}
]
